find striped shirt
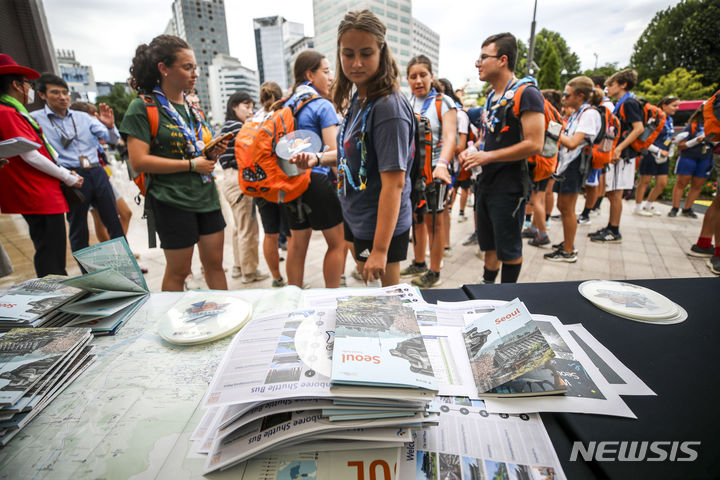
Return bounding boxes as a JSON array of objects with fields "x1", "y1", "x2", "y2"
[{"x1": 218, "y1": 119, "x2": 242, "y2": 169}]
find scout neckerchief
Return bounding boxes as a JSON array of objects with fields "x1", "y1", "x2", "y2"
[
  {"x1": 612, "y1": 91, "x2": 634, "y2": 116},
  {"x1": 482, "y1": 77, "x2": 518, "y2": 136},
  {"x1": 661, "y1": 116, "x2": 674, "y2": 147},
  {"x1": 0, "y1": 93, "x2": 57, "y2": 159},
  {"x1": 566, "y1": 103, "x2": 591, "y2": 136},
  {"x1": 152, "y1": 86, "x2": 214, "y2": 181},
  {"x1": 413, "y1": 88, "x2": 438, "y2": 116},
  {"x1": 337, "y1": 92, "x2": 374, "y2": 195}
]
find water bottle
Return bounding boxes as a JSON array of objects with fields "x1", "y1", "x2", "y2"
[{"x1": 466, "y1": 141, "x2": 483, "y2": 178}]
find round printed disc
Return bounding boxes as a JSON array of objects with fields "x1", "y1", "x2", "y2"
[
  {"x1": 579, "y1": 280, "x2": 678, "y2": 320},
  {"x1": 594, "y1": 301, "x2": 687, "y2": 325},
  {"x1": 275, "y1": 129, "x2": 322, "y2": 160},
  {"x1": 158, "y1": 295, "x2": 252, "y2": 345}
]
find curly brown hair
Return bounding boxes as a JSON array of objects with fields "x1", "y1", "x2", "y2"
[
  {"x1": 332, "y1": 9, "x2": 400, "y2": 113},
  {"x1": 129, "y1": 35, "x2": 190, "y2": 93}
]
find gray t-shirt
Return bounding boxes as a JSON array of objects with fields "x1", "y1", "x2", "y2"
[
  {"x1": 410, "y1": 92, "x2": 456, "y2": 164},
  {"x1": 338, "y1": 92, "x2": 415, "y2": 240}
]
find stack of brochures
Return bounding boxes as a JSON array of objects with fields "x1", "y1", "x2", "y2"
[
  {"x1": 0, "y1": 327, "x2": 96, "y2": 446},
  {"x1": 0, "y1": 238, "x2": 148, "y2": 336},
  {"x1": 197, "y1": 296, "x2": 441, "y2": 474}
]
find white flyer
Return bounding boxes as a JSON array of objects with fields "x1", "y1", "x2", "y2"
[
  {"x1": 435, "y1": 299, "x2": 508, "y2": 327},
  {"x1": 397, "y1": 401, "x2": 566, "y2": 480},
  {"x1": 419, "y1": 325, "x2": 477, "y2": 398},
  {"x1": 482, "y1": 315, "x2": 637, "y2": 418},
  {"x1": 302, "y1": 283, "x2": 425, "y2": 309},
  {"x1": 565, "y1": 324, "x2": 655, "y2": 396}
]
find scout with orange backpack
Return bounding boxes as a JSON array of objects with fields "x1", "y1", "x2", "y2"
[
  {"x1": 703, "y1": 89, "x2": 720, "y2": 141},
  {"x1": 409, "y1": 89, "x2": 444, "y2": 218},
  {"x1": 587, "y1": 104, "x2": 621, "y2": 169},
  {"x1": 235, "y1": 89, "x2": 320, "y2": 203},
  {"x1": 616, "y1": 95, "x2": 667, "y2": 155}
]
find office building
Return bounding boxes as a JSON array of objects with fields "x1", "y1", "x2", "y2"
[
  {"x1": 253, "y1": 16, "x2": 306, "y2": 91},
  {"x1": 208, "y1": 54, "x2": 260, "y2": 124},
  {"x1": 312, "y1": 1, "x2": 439, "y2": 90},
  {"x1": 0, "y1": 0, "x2": 59, "y2": 97},
  {"x1": 167, "y1": 0, "x2": 230, "y2": 110},
  {"x1": 412, "y1": 17, "x2": 439, "y2": 74},
  {"x1": 56, "y1": 49, "x2": 97, "y2": 102}
]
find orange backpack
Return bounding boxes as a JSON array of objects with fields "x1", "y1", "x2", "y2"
[
  {"x1": 589, "y1": 105, "x2": 621, "y2": 169},
  {"x1": 236, "y1": 92, "x2": 320, "y2": 203},
  {"x1": 618, "y1": 97, "x2": 667, "y2": 153},
  {"x1": 512, "y1": 83, "x2": 562, "y2": 182},
  {"x1": 456, "y1": 120, "x2": 477, "y2": 182},
  {"x1": 703, "y1": 90, "x2": 720, "y2": 140},
  {"x1": 410, "y1": 94, "x2": 443, "y2": 213}
]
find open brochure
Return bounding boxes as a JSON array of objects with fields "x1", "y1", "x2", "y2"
[
  {"x1": 462, "y1": 299, "x2": 556, "y2": 394},
  {"x1": 0, "y1": 277, "x2": 84, "y2": 328}
]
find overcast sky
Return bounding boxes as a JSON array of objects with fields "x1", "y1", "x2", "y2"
[{"x1": 43, "y1": 0, "x2": 678, "y2": 90}]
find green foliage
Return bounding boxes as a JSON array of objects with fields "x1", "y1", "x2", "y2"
[
  {"x1": 530, "y1": 29, "x2": 581, "y2": 77},
  {"x1": 96, "y1": 83, "x2": 137, "y2": 125},
  {"x1": 582, "y1": 62, "x2": 621, "y2": 80},
  {"x1": 635, "y1": 67, "x2": 718, "y2": 104},
  {"x1": 538, "y1": 43, "x2": 561, "y2": 90},
  {"x1": 516, "y1": 39, "x2": 529, "y2": 76},
  {"x1": 631, "y1": 0, "x2": 720, "y2": 87}
]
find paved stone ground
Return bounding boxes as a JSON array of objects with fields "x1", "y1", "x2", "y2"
[{"x1": 1, "y1": 159, "x2": 716, "y2": 291}]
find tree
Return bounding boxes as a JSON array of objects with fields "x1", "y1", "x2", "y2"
[
  {"x1": 531, "y1": 29, "x2": 581, "y2": 77},
  {"x1": 538, "y1": 43, "x2": 561, "y2": 90},
  {"x1": 515, "y1": 39, "x2": 529, "y2": 77},
  {"x1": 96, "y1": 83, "x2": 137, "y2": 125},
  {"x1": 635, "y1": 67, "x2": 718, "y2": 104},
  {"x1": 582, "y1": 62, "x2": 621, "y2": 80},
  {"x1": 631, "y1": 0, "x2": 720, "y2": 87}
]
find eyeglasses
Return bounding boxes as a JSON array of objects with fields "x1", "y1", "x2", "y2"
[
  {"x1": 562, "y1": 92, "x2": 572, "y2": 98},
  {"x1": 475, "y1": 54, "x2": 501, "y2": 66}
]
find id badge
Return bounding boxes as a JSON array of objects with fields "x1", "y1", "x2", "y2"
[{"x1": 79, "y1": 155, "x2": 91, "y2": 169}]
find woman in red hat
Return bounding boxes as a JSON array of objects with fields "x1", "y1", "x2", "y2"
[{"x1": 0, "y1": 54, "x2": 84, "y2": 276}]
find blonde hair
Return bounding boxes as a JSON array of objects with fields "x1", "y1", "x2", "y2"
[
  {"x1": 332, "y1": 9, "x2": 400, "y2": 112},
  {"x1": 567, "y1": 76, "x2": 603, "y2": 106}
]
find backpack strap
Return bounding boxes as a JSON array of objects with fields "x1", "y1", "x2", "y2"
[
  {"x1": 140, "y1": 94, "x2": 159, "y2": 139},
  {"x1": 435, "y1": 93, "x2": 443, "y2": 123}
]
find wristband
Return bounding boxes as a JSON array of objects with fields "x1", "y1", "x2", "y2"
[
  {"x1": 315, "y1": 151, "x2": 322, "y2": 166},
  {"x1": 437, "y1": 159, "x2": 451, "y2": 169},
  {"x1": 190, "y1": 159, "x2": 197, "y2": 172}
]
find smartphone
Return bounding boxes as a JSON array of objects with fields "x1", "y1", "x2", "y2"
[{"x1": 202, "y1": 132, "x2": 234, "y2": 156}]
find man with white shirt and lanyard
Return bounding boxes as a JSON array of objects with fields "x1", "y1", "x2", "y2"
[
  {"x1": 459, "y1": 32, "x2": 545, "y2": 284},
  {"x1": 31, "y1": 73, "x2": 124, "y2": 252}
]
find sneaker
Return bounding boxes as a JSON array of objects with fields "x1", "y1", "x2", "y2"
[
  {"x1": 412, "y1": 270, "x2": 442, "y2": 288},
  {"x1": 688, "y1": 244, "x2": 715, "y2": 258},
  {"x1": 543, "y1": 249, "x2": 578, "y2": 263},
  {"x1": 400, "y1": 262, "x2": 428, "y2": 278},
  {"x1": 590, "y1": 208, "x2": 601, "y2": 217},
  {"x1": 668, "y1": 207, "x2": 678, "y2": 217},
  {"x1": 523, "y1": 220, "x2": 531, "y2": 229},
  {"x1": 590, "y1": 228, "x2": 622, "y2": 244},
  {"x1": 528, "y1": 233, "x2": 550, "y2": 247},
  {"x1": 633, "y1": 207, "x2": 653, "y2": 217},
  {"x1": 577, "y1": 215, "x2": 591, "y2": 225},
  {"x1": 279, "y1": 241, "x2": 288, "y2": 251},
  {"x1": 644, "y1": 205, "x2": 661, "y2": 216},
  {"x1": 458, "y1": 214, "x2": 468, "y2": 223},
  {"x1": 462, "y1": 232, "x2": 478, "y2": 246},
  {"x1": 351, "y1": 269, "x2": 364, "y2": 281},
  {"x1": 242, "y1": 270, "x2": 270, "y2": 284},
  {"x1": 681, "y1": 208, "x2": 698, "y2": 219},
  {"x1": 444, "y1": 247, "x2": 453, "y2": 257},
  {"x1": 522, "y1": 225, "x2": 537, "y2": 238},
  {"x1": 340, "y1": 275, "x2": 347, "y2": 287},
  {"x1": 707, "y1": 256, "x2": 720, "y2": 275},
  {"x1": 550, "y1": 241, "x2": 578, "y2": 254},
  {"x1": 271, "y1": 278, "x2": 287, "y2": 288},
  {"x1": 550, "y1": 214, "x2": 561, "y2": 222},
  {"x1": 588, "y1": 227, "x2": 606, "y2": 238},
  {"x1": 231, "y1": 266, "x2": 243, "y2": 279}
]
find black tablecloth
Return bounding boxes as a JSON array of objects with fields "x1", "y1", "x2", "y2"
[{"x1": 456, "y1": 277, "x2": 720, "y2": 480}]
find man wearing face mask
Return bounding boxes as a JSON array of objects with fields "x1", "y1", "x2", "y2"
[
  {"x1": 0, "y1": 55, "x2": 84, "y2": 276},
  {"x1": 31, "y1": 73, "x2": 124, "y2": 252}
]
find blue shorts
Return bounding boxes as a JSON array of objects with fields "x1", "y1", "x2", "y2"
[
  {"x1": 639, "y1": 153, "x2": 669, "y2": 176},
  {"x1": 475, "y1": 192, "x2": 525, "y2": 262},
  {"x1": 585, "y1": 168, "x2": 602, "y2": 187},
  {"x1": 553, "y1": 159, "x2": 584, "y2": 195},
  {"x1": 675, "y1": 156, "x2": 712, "y2": 178}
]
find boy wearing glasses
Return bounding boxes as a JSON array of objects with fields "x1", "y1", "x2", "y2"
[{"x1": 459, "y1": 32, "x2": 545, "y2": 284}]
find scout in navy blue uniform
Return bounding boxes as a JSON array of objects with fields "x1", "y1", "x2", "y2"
[
  {"x1": 669, "y1": 107, "x2": 714, "y2": 218},
  {"x1": 458, "y1": 32, "x2": 545, "y2": 284}
]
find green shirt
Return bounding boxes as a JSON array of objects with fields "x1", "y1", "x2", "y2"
[{"x1": 120, "y1": 96, "x2": 220, "y2": 212}]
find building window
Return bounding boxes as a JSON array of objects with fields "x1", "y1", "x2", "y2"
[
  {"x1": 400, "y1": 16, "x2": 410, "y2": 23},
  {"x1": 387, "y1": 11, "x2": 397, "y2": 19},
  {"x1": 400, "y1": 27, "x2": 409, "y2": 35},
  {"x1": 401, "y1": 49, "x2": 410, "y2": 56},
  {"x1": 400, "y1": 38, "x2": 410, "y2": 45},
  {"x1": 370, "y1": 6, "x2": 384, "y2": 15},
  {"x1": 388, "y1": 23, "x2": 397, "y2": 31},
  {"x1": 387, "y1": 0, "x2": 398, "y2": 7}
]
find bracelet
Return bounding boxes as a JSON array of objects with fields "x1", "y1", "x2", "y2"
[
  {"x1": 437, "y1": 159, "x2": 451, "y2": 168},
  {"x1": 190, "y1": 159, "x2": 197, "y2": 172},
  {"x1": 315, "y1": 151, "x2": 323, "y2": 166},
  {"x1": 188, "y1": 159, "x2": 192, "y2": 172}
]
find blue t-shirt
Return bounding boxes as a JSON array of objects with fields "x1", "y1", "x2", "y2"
[
  {"x1": 338, "y1": 92, "x2": 415, "y2": 240},
  {"x1": 285, "y1": 84, "x2": 339, "y2": 176}
]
